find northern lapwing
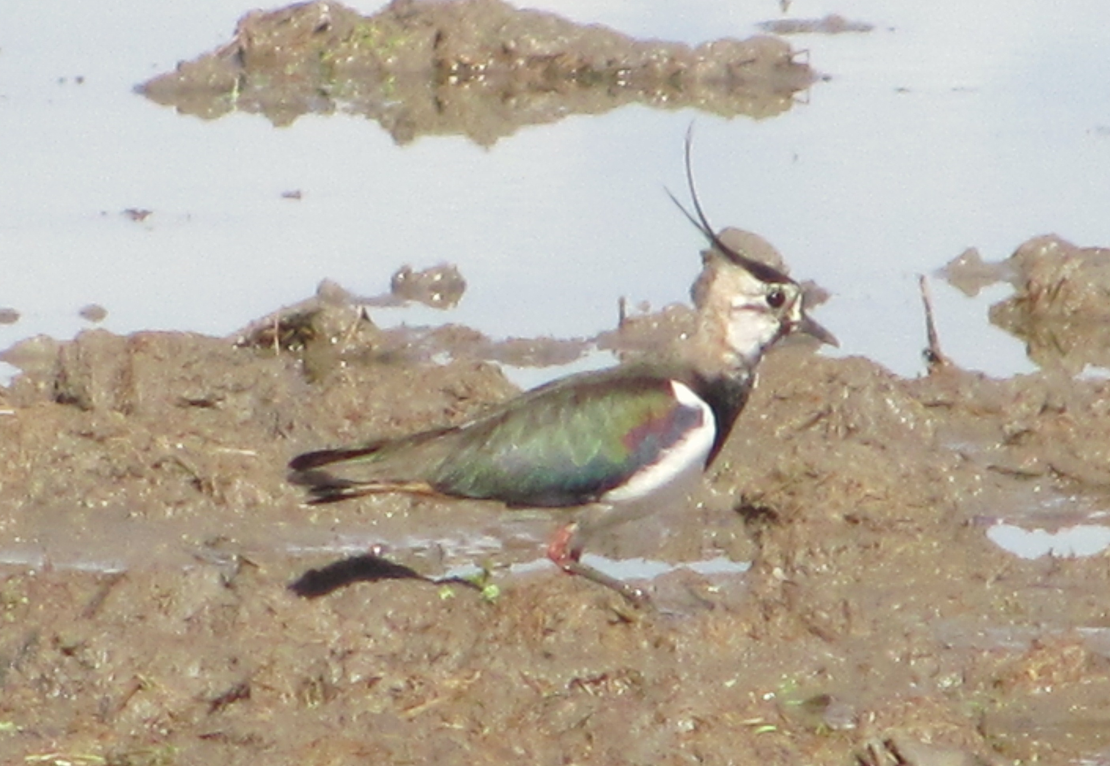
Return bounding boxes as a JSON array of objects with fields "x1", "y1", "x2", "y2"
[{"x1": 289, "y1": 134, "x2": 837, "y2": 603}]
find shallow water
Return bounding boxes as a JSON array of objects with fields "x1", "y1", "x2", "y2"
[
  {"x1": 4, "y1": 0, "x2": 1110, "y2": 573},
  {"x1": 3, "y1": 0, "x2": 1109, "y2": 383},
  {"x1": 4, "y1": 7, "x2": 1110, "y2": 762}
]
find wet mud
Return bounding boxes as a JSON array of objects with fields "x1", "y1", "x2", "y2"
[
  {"x1": 138, "y1": 0, "x2": 817, "y2": 143},
  {"x1": 6, "y1": 1, "x2": 1110, "y2": 763},
  {"x1": 942, "y1": 235, "x2": 1110, "y2": 375},
  {"x1": 4, "y1": 229, "x2": 1110, "y2": 765}
]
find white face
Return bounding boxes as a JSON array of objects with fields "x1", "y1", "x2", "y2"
[{"x1": 724, "y1": 278, "x2": 804, "y2": 363}]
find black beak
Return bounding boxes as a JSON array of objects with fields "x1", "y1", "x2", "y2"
[{"x1": 796, "y1": 314, "x2": 839, "y2": 347}]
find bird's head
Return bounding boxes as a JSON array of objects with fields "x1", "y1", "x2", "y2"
[
  {"x1": 690, "y1": 235, "x2": 837, "y2": 366},
  {"x1": 670, "y1": 131, "x2": 837, "y2": 369}
]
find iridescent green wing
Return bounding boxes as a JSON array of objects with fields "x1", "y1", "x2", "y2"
[{"x1": 429, "y1": 373, "x2": 707, "y2": 507}]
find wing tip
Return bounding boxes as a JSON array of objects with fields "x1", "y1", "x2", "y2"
[
  {"x1": 288, "y1": 445, "x2": 380, "y2": 472},
  {"x1": 289, "y1": 469, "x2": 442, "y2": 504}
]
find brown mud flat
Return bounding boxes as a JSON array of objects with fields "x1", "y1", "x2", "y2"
[
  {"x1": 3, "y1": 233, "x2": 1110, "y2": 765},
  {"x1": 138, "y1": 0, "x2": 817, "y2": 143}
]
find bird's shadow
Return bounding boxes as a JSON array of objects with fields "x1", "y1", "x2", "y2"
[{"x1": 288, "y1": 553, "x2": 480, "y2": 598}]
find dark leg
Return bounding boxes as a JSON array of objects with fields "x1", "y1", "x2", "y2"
[{"x1": 546, "y1": 522, "x2": 649, "y2": 606}]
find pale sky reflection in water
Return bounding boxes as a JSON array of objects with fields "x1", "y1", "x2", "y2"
[
  {"x1": 2, "y1": 0, "x2": 1108, "y2": 383},
  {"x1": 3, "y1": 2, "x2": 1110, "y2": 560}
]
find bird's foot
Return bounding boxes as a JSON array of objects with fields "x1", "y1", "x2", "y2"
[
  {"x1": 562, "y1": 558, "x2": 651, "y2": 607},
  {"x1": 547, "y1": 524, "x2": 650, "y2": 607}
]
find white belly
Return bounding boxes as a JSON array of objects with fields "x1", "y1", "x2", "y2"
[{"x1": 601, "y1": 380, "x2": 716, "y2": 504}]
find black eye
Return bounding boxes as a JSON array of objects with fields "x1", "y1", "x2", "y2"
[{"x1": 766, "y1": 287, "x2": 786, "y2": 309}]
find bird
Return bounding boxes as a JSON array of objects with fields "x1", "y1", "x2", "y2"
[{"x1": 288, "y1": 133, "x2": 837, "y2": 604}]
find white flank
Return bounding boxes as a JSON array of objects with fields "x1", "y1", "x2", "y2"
[{"x1": 602, "y1": 380, "x2": 716, "y2": 503}]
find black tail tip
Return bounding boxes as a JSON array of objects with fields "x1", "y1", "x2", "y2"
[
  {"x1": 289, "y1": 442, "x2": 386, "y2": 472},
  {"x1": 288, "y1": 449, "x2": 335, "y2": 472},
  {"x1": 287, "y1": 468, "x2": 366, "y2": 504}
]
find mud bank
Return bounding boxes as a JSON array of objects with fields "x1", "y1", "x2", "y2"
[
  {"x1": 3, "y1": 232, "x2": 1110, "y2": 764},
  {"x1": 139, "y1": 0, "x2": 818, "y2": 143}
]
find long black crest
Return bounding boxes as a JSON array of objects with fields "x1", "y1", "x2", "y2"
[{"x1": 666, "y1": 126, "x2": 795, "y2": 286}]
